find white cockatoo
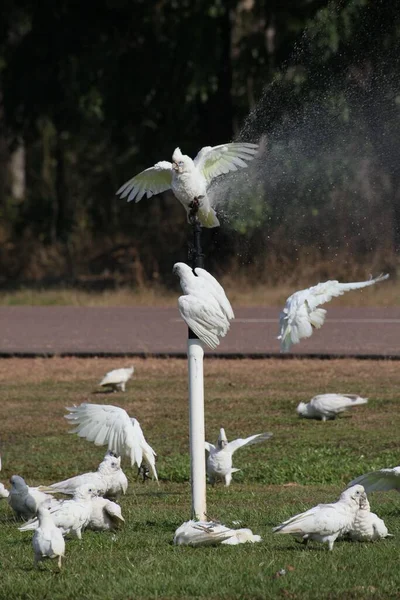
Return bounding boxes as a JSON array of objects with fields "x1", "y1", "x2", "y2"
[
  {"x1": 99, "y1": 367, "x2": 134, "y2": 392},
  {"x1": 173, "y1": 263, "x2": 234, "y2": 349},
  {"x1": 297, "y1": 394, "x2": 368, "y2": 421},
  {"x1": 273, "y1": 485, "x2": 366, "y2": 551},
  {"x1": 8, "y1": 475, "x2": 56, "y2": 520},
  {"x1": 32, "y1": 506, "x2": 66, "y2": 569},
  {"x1": 19, "y1": 484, "x2": 96, "y2": 539},
  {"x1": 346, "y1": 495, "x2": 392, "y2": 542},
  {"x1": 65, "y1": 403, "x2": 158, "y2": 481},
  {"x1": 116, "y1": 143, "x2": 259, "y2": 228},
  {"x1": 278, "y1": 273, "x2": 389, "y2": 352},
  {"x1": 87, "y1": 497, "x2": 125, "y2": 532},
  {"x1": 0, "y1": 483, "x2": 9, "y2": 499},
  {"x1": 205, "y1": 428, "x2": 272, "y2": 487},
  {"x1": 49, "y1": 452, "x2": 128, "y2": 499},
  {"x1": 173, "y1": 520, "x2": 261, "y2": 547},
  {"x1": 349, "y1": 465, "x2": 400, "y2": 493}
]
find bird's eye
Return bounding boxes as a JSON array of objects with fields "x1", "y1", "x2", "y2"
[{"x1": 179, "y1": 161, "x2": 184, "y2": 166}]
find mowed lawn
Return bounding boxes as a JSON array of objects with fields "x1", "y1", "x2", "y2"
[{"x1": 0, "y1": 357, "x2": 399, "y2": 600}]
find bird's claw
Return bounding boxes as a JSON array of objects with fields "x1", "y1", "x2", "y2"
[{"x1": 137, "y1": 465, "x2": 150, "y2": 483}]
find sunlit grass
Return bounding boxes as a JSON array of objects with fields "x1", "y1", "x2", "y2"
[{"x1": 0, "y1": 357, "x2": 399, "y2": 599}]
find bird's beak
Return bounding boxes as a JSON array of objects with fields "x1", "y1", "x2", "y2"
[{"x1": 172, "y1": 162, "x2": 178, "y2": 171}]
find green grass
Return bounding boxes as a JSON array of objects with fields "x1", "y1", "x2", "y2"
[{"x1": 0, "y1": 357, "x2": 400, "y2": 599}]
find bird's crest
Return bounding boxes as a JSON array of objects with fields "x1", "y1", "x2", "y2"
[{"x1": 172, "y1": 147, "x2": 183, "y2": 162}]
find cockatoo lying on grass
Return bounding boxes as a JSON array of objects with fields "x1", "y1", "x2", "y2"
[
  {"x1": 205, "y1": 428, "x2": 272, "y2": 487},
  {"x1": 87, "y1": 497, "x2": 125, "y2": 532},
  {"x1": 32, "y1": 506, "x2": 66, "y2": 569},
  {"x1": 19, "y1": 484, "x2": 96, "y2": 539},
  {"x1": 345, "y1": 494, "x2": 392, "y2": 542},
  {"x1": 173, "y1": 262, "x2": 234, "y2": 349},
  {"x1": 173, "y1": 520, "x2": 261, "y2": 546},
  {"x1": 49, "y1": 452, "x2": 128, "y2": 500},
  {"x1": 116, "y1": 143, "x2": 259, "y2": 228},
  {"x1": 297, "y1": 394, "x2": 368, "y2": 421},
  {"x1": 99, "y1": 367, "x2": 134, "y2": 393},
  {"x1": 349, "y1": 465, "x2": 400, "y2": 493},
  {"x1": 273, "y1": 485, "x2": 366, "y2": 551},
  {"x1": 65, "y1": 403, "x2": 158, "y2": 481},
  {"x1": 278, "y1": 273, "x2": 389, "y2": 352}
]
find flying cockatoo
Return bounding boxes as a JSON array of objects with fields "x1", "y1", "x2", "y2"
[
  {"x1": 173, "y1": 263, "x2": 234, "y2": 349},
  {"x1": 345, "y1": 494, "x2": 392, "y2": 542},
  {"x1": 278, "y1": 273, "x2": 389, "y2": 352},
  {"x1": 349, "y1": 465, "x2": 400, "y2": 493},
  {"x1": 116, "y1": 142, "x2": 259, "y2": 228},
  {"x1": 99, "y1": 367, "x2": 134, "y2": 393},
  {"x1": 86, "y1": 497, "x2": 125, "y2": 532},
  {"x1": 49, "y1": 452, "x2": 128, "y2": 499},
  {"x1": 65, "y1": 403, "x2": 158, "y2": 481},
  {"x1": 32, "y1": 506, "x2": 66, "y2": 570},
  {"x1": 273, "y1": 484, "x2": 366, "y2": 551},
  {"x1": 8, "y1": 475, "x2": 56, "y2": 520},
  {"x1": 296, "y1": 394, "x2": 368, "y2": 421},
  {"x1": 19, "y1": 484, "x2": 96, "y2": 539},
  {"x1": 173, "y1": 520, "x2": 261, "y2": 547},
  {"x1": 205, "y1": 428, "x2": 272, "y2": 487}
]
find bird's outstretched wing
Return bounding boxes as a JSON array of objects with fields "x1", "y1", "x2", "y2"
[
  {"x1": 194, "y1": 268, "x2": 234, "y2": 320},
  {"x1": 116, "y1": 161, "x2": 172, "y2": 203},
  {"x1": 349, "y1": 467, "x2": 400, "y2": 492},
  {"x1": 227, "y1": 432, "x2": 273, "y2": 454},
  {"x1": 306, "y1": 273, "x2": 389, "y2": 311},
  {"x1": 193, "y1": 143, "x2": 259, "y2": 184},
  {"x1": 204, "y1": 442, "x2": 216, "y2": 453}
]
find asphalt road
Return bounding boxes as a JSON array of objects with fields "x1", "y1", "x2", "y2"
[{"x1": 0, "y1": 306, "x2": 399, "y2": 358}]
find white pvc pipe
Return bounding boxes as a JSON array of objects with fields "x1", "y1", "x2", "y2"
[{"x1": 187, "y1": 338, "x2": 207, "y2": 520}]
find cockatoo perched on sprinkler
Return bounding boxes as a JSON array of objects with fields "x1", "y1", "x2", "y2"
[
  {"x1": 296, "y1": 394, "x2": 368, "y2": 421},
  {"x1": 278, "y1": 273, "x2": 389, "y2": 352},
  {"x1": 205, "y1": 428, "x2": 272, "y2": 487},
  {"x1": 116, "y1": 143, "x2": 259, "y2": 228}
]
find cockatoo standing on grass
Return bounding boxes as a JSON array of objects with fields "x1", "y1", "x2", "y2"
[
  {"x1": 173, "y1": 262, "x2": 234, "y2": 349},
  {"x1": 116, "y1": 143, "x2": 259, "y2": 228},
  {"x1": 32, "y1": 506, "x2": 66, "y2": 569},
  {"x1": 296, "y1": 394, "x2": 368, "y2": 421},
  {"x1": 205, "y1": 428, "x2": 272, "y2": 487},
  {"x1": 278, "y1": 273, "x2": 389, "y2": 352},
  {"x1": 65, "y1": 403, "x2": 158, "y2": 481},
  {"x1": 99, "y1": 367, "x2": 134, "y2": 392},
  {"x1": 273, "y1": 485, "x2": 366, "y2": 551}
]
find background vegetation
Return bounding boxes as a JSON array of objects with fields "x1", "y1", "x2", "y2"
[{"x1": 0, "y1": 0, "x2": 399, "y2": 290}]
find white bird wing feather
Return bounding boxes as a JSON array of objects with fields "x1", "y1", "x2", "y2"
[
  {"x1": 178, "y1": 295, "x2": 227, "y2": 349},
  {"x1": 273, "y1": 503, "x2": 348, "y2": 535},
  {"x1": 193, "y1": 143, "x2": 259, "y2": 184},
  {"x1": 103, "y1": 500, "x2": 125, "y2": 522},
  {"x1": 174, "y1": 520, "x2": 236, "y2": 546},
  {"x1": 306, "y1": 273, "x2": 389, "y2": 311},
  {"x1": 204, "y1": 442, "x2": 216, "y2": 453},
  {"x1": 116, "y1": 161, "x2": 172, "y2": 202},
  {"x1": 226, "y1": 432, "x2": 273, "y2": 454},
  {"x1": 349, "y1": 467, "x2": 400, "y2": 492},
  {"x1": 194, "y1": 268, "x2": 234, "y2": 320},
  {"x1": 129, "y1": 418, "x2": 158, "y2": 480},
  {"x1": 311, "y1": 394, "x2": 368, "y2": 415}
]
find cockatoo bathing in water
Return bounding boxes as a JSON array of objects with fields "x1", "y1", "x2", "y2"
[
  {"x1": 173, "y1": 520, "x2": 261, "y2": 547},
  {"x1": 205, "y1": 428, "x2": 272, "y2": 487},
  {"x1": 349, "y1": 465, "x2": 400, "y2": 494},
  {"x1": 99, "y1": 367, "x2": 134, "y2": 393},
  {"x1": 278, "y1": 273, "x2": 389, "y2": 352},
  {"x1": 116, "y1": 143, "x2": 259, "y2": 228},
  {"x1": 273, "y1": 484, "x2": 366, "y2": 551},
  {"x1": 345, "y1": 494, "x2": 392, "y2": 542},
  {"x1": 32, "y1": 506, "x2": 66, "y2": 569},
  {"x1": 65, "y1": 403, "x2": 158, "y2": 481},
  {"x1": 297, "y1": 394, "x2": 368, "y2": 421},
  {"x1": 173, "y1": 262, "x2": 234, "y2": 349}
]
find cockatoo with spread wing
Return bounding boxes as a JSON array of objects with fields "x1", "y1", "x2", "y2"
[
  {"x1": 297, "y1": 394, "x2": 368, "y2": 421},
  {"x1": 87, "y1": 497, "x2": 125, "y2": 532},
  {"x1": 273, "y1": 485, "x2": 366, "y2": 550},
  {"x1": 173, "y1": 262, "x2": 234, "y2": 349},
  {"x1": 49, "y1": 452, "x2": 128, "y2": 499},
  {"x1": 32, "y1": 506, "x2": 66, "y2": 569},
  {"x1": 345, "y1": 495, "x2": 392, "y2": 542},
  {"x1": 349, "y1": 465, "x2": 400, "y2": 493},
  {"x1": 279, "y1": 273, "x2": 389, "y2": 352},
  {"x1": 65, "y1": 403, "x2": 158, "y2": 481},
  {"x1": 205, "y1": 428, "x2": 272, "y2": 487},
  {"x1": 8, "y1": 475, "x2": 57, "y2": 520},
  {"x1": 19, "y1": 484, "x2": 96, "y2": 539},
  {"x1": 99, "y1": 367, "x2": 134, "y2": 392},
  {"x1": 173, "y1": 520, "x2": 261, "y2": 546},
  {"x1": 116, "y1": 143, "x2": 259, "y2": 228}
]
